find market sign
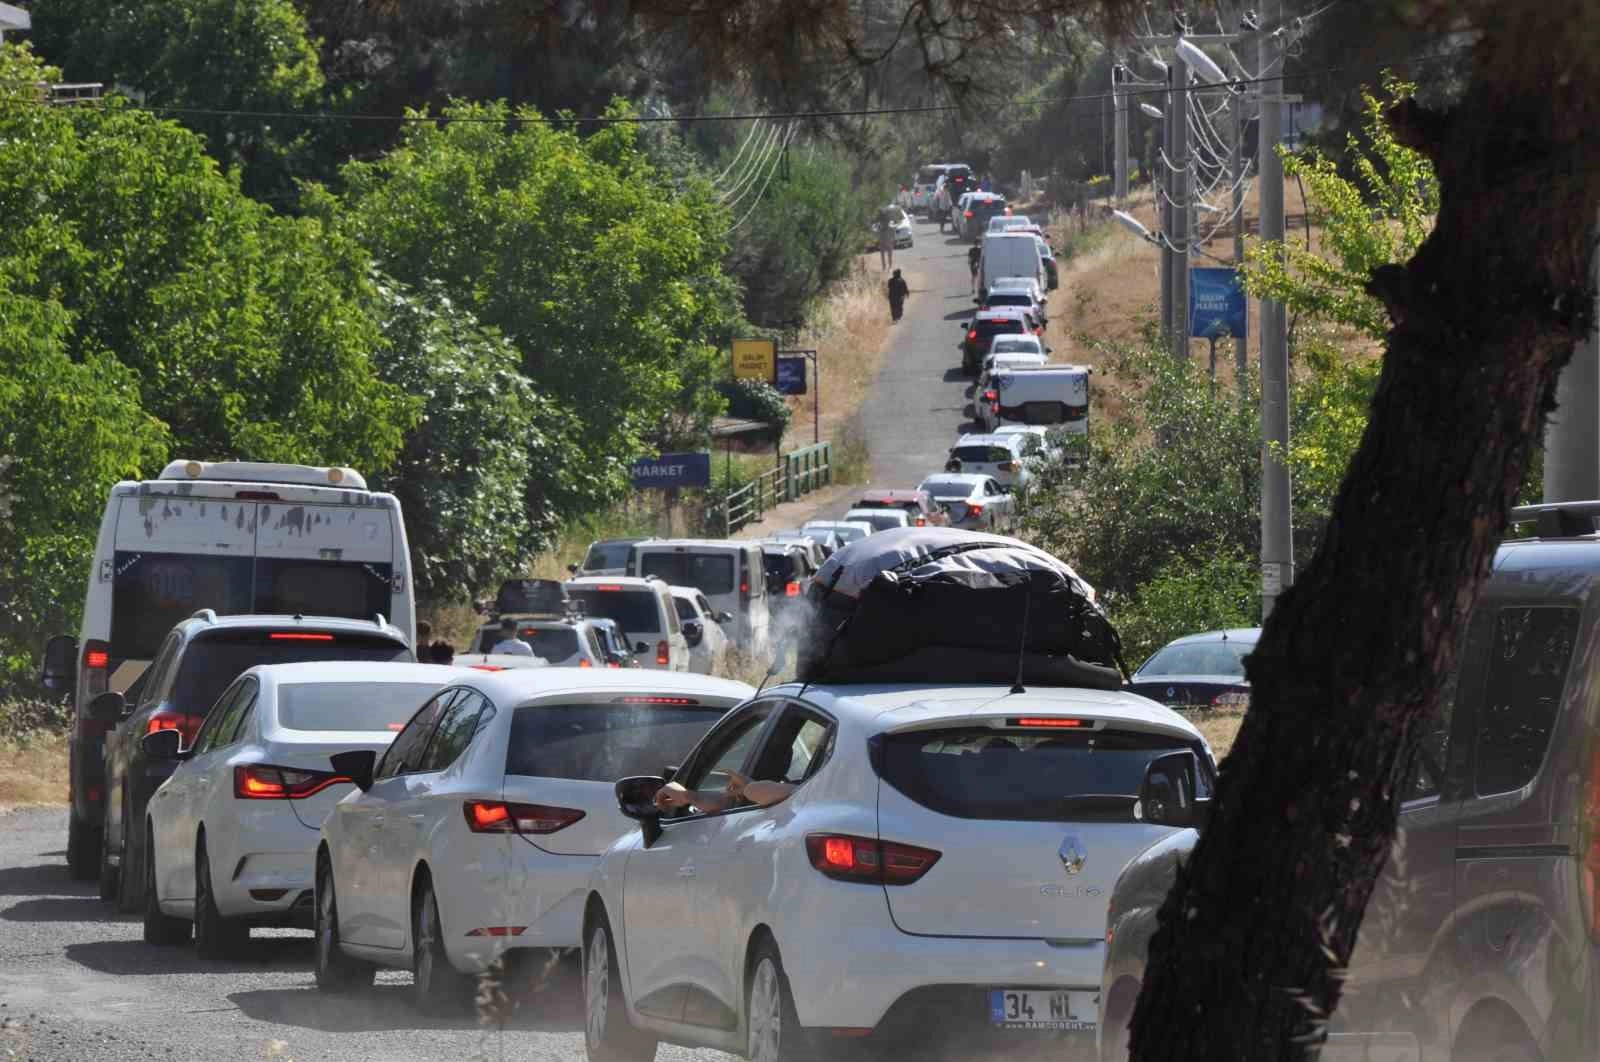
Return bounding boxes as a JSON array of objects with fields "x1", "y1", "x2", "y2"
[
  {"x1": 630, "y1": 452, "x2": 711, "y2": 490},
  {"x1": 1189, "y1": 267, "x2": 1248, "y2": 340},
  {"x1": 732, "y1": 337, "x2": 777, "y2": 382}
]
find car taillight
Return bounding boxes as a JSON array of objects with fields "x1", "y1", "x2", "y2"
[
  {"x1": 269, "y1": 632, "x2": 335, "y2": 642},
  {"x1": 147, "y1": 710, "x2": 204, "y2": 746},
  {"x1": 579, "y1": 658, "x2": 593, "y2": 668},
  {"x1": 983, "y1": 390, "x2": 998, "y2": 402},
  {"x1": 1211, "y1": 691, "x2": 1250, "y2": 709},
  {"x1": 1585, "y1": 750, "x2": 1600, "y2": 938},
  {"x1": 463, "y1": 800, "x2": 585, "y2": 835},
  {"x1": 968, "y1": 503, "x2": 985, "y2": 516},
  {"x1": 805, "y1": 834, "x2": 941, "y2": 885},
  {"x1": 234, "y1": 764, "x2": 349, "y2": 800},
  {"x1": 656, "y1": 640, "x2": 669, "y2": 666},
  {"x1": 79, "y1": 638, "x2": 111, "y2": 703},
  {"x1": 785, "y1": 581, "x2": 802, "y2": 597},
  {"x1": 964, "y1": 210, "x2": 974, "y2": 218},
  {"x1": 967, "y1": 330, "x2": 978, "y2": 341}
]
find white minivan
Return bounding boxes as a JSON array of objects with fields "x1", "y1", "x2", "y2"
[
  {"x1": 981, "y1": 365, "x2": 1092, "y2": 433},
  {"x1": 626, "y1": 540, "x2": 771, "y2": 659},
  {"x1": 41, "y1": 459, "x2": 414, "y2": 882},
  {"x1": 978, "y1": 233, "x2": 1046, "y2": 297}
]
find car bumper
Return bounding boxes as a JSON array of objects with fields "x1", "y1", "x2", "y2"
[
  {"x1": 438, "y1": 846, "x2": 599, "y2": 974},
  {"x1": 210, "y1": 807, "x2": 324, "y2": 921}
]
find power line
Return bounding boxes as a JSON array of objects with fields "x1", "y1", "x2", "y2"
[{"x1": 721, "y1": 122, "x2": 796, "y2": 238}]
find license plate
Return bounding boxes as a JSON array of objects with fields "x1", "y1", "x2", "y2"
[{"x1": 988, "y1": 988, "x2": 1097, "y2": 1031}]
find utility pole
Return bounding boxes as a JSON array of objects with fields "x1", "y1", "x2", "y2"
[
  {"x1": 1231, "y1": 19, "x2": 1249, "y2": 399},
  {"x1": 1113, "y1": 64, "x2": 1129, "y2": 201},
  {"x1": 1258, "y1": 10, "x2": 1293, "y2": 617},
  {"x1": 1544, "y1": 215, "x2": 1600, "y2": 502},
  {"x1": 1159, "y1": 66, "x2": 1174, "y2": 344},
  {"x1": 1170, "y1": 52, "x2": 1191, "y2": 363}
]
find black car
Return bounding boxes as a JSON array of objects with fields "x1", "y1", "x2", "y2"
[
  {"x1": 94, "y1": 613, "x2": 413, "y2": 912},
  {"x1": 959, "y1": 308, "x2": 1040, "y2": 375},
  {"x1": 1124, "y1": 628, "x2": 1260, "y2": 711}
]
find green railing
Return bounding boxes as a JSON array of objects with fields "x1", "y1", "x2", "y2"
[
  {"x1": 713, "y1": 441, "x2": 833, "y2": 535},
  {"x1": 783, "y1": 442, "x2": 832, "y2": 501}
]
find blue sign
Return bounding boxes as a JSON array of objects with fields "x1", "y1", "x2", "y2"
[
  {"x1": 775, "y1": 356, "x2": 808, "y2": 396},
  {"x1": 630, "y1": 452, "x2": 711, "y2": 490},
  {"x1": 1189, "y1": 267, "x2": 1248, "y2": 340}
]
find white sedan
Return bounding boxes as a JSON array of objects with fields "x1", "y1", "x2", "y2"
[
  {"x1": 581, "y1": 683, "x2": 1212, "y2": 1061},
  {"x1": 313, "y1": 668, "x2": 755, "y2": 1013},
  {"x1": 142, "y1": 662, "x2": 455, "y2": 956},
  {"x1": 916, "y1": 473, "x2": 1015, "y2": 531}
]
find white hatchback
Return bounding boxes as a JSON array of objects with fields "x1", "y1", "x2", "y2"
[
  {"x1": 581, "y1": 684, "x2": 1212, "y2": 1061},
  {"x1": 141, "y1": 662, "x2": 455, "y2": 956},
  {"x1": 313, "y1": 668, "x2": 754, "y2": 1012},
  {"x1": 946, "y1": 432, "x2": 1033, "y2": 491}
]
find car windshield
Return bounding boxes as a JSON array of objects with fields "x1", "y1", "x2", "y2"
[
  {"x1": 583, "y1": 541, "x2": 634, "y2": 570},
  {"x1": 1138, "y1": 640, "x2": 1254, "y2": 679},
  {"x1": 567, "y1": 588, "x2": 661, "y2": 636},
  {"x1": 169, "y1": 631, "x2": 412, "y2": 716},
  {"x1": 277, "y1": 681, "x2": 441, "y2": 732},
  {"x1": 990, "y1": 339, "x2": 1041, "y2": 354},
  {"x1": 638, "y1": 552, "x2": 735, "y2": 596},
  {"x1": 506, "y1": 701, "x2": 729, "y2": 781},
  {"x1": 953, "y1": 445, "x2": 1013, "y2": 463},
  {"x1": 879, "y1": 727, "x2": 1196, "y2": 822}
]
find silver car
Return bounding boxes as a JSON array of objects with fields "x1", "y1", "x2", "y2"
[{"x1": 915, "y1": 473, "x2": 1014, "y2": 531}]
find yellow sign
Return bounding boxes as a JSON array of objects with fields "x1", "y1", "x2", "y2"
[{"x1": 732, "y1": 338, "x2": 777, "y2": 382}]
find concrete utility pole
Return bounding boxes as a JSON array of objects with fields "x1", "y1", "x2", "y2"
[
  {"x1": 1544, "y1": 215, "x2": 1600, "y2": 503},
  {"x1": 1160, "y1": 67, "x2": 1174, "y2": 343},
  {"x1": 1258, "y1": 11, "x2": 1294, "y2": 617},
  {"x1": 1170, "y1": 52, "x2": 1191, "y2": 362},
  {"x1": 1113, "y1": 65, "x2": 1129, "y2": 201},
  {"x1": 1231, "y1": 21, "x2": 1249, "y2": 398}
]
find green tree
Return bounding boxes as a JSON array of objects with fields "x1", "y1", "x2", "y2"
[{"x1": 1110, "y1": 551, "x2": 1259, "y2": 667}]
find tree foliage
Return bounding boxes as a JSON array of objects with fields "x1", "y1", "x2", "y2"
[{"x1": 1110, "y1": 550, "x2": 1259, "y2": 666}]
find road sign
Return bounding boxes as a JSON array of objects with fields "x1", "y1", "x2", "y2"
[
  {"x1": 775, "y1": 356, "x2": 808, "y2": 395},
  {"x1": 1189, "y1": 267, "x2": 1247, "y2": 340},
  {"x1": 732, "y1": 338, "x2": 776, "y2": 382},
  {"x1": 630, "y1": 452, "x2": 711, "y2": 490}
]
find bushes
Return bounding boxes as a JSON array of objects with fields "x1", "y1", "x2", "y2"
[{"x1": 1110, "y1": 552, "x2": 1259, "y2": 667}]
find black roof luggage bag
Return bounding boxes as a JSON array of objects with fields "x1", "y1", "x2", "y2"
[
  {"x1": 797, "y1": 527, "x2": 1126, "y2": 688},
  {"x1": 495, "y1": 579, "x2": 573, "y2": 617}
]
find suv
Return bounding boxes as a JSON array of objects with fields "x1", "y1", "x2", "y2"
[
  {"x1": 565, "y1": 576, "x2": 690, "y2": 672},
  {"x1": 932, "y1": 167, "x2": 974, "y2": 231},
  {"x1": 94, "y1": 613, "x2": 413, "y2": 912},
  {"x1": 1098, "y1": 502, "x2": 1600, "y2": 1062},
  {"x1": 852, "y1": 489, "x2": 951, "y2": 528},
  {"x1": 958, "y1": 192, "x2": 1009, "y2": 241}
]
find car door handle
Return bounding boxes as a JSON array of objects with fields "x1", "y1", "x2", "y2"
[
  {"x1": 677, "y1": 864, "x2": 696, "y2": 879},
  {"x1": 407, "y1": 814, "x2": 425, "y2": 822}
]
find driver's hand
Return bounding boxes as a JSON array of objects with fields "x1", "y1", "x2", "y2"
[{"x1": 653, "y1": 782, "x2": 692, "y2": 810}]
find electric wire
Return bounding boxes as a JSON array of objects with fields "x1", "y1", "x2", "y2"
[
  {"x1": 710, "y1": 118, "x2": 765, "y2": 188},
  {"x1": 718, "y1": 122, "x2": 782, "y2": 207},
  {"x1": 720, "y1": 122, "x2": 796, "y2": 238}
]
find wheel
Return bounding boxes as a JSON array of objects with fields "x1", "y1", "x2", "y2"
[
  {"x1": 142, "y1": 824, "x2": 190, "y2": 946},
  {"x1": 411, "y1": 876, "x2": 471, "y2": 1014},
  {"x1": 96, "y1": 815, "x2": 120, "y2": 902},
  {"x1": 747, "y1": 939, "x2": 840, "y2": 1062},
  {"x1": 67, "y1": 813, "x2": 100, "y2": 881},
  {"x1": 314, "y1": 857, "x2": 374, "y2": 992},
  {"x1": 113, "y1": 794, "x2": 145, "y2": 914},
  {"x1": 583, "y1": 908, "x2": 657, "y2": 1062},
  {"x1": 193, "y1": 834, "x2": 247, "y2": 959}
]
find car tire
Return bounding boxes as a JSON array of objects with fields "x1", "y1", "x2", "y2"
[
  {"x1": 583, "y1": 907, "x2": 657, "y2": 1062},
  {"x1": 142, "y1": 823, "x2": 190, "y2": 946},
  {"x1": 746, "y1": 939, "x2": 842, "y2": 1062},
  {"x1": 193, "y1": 833, "x2": 248, "y2": 959},
  {"x1": 96, "y1": 815, "x2": 120, "y2": 902},
  {"x1": 67, "y1": 813, "x2": 100, "y2": 882},
  {"x1": 111, "y1": 796, "x2": 142, "y2": 912},
  {"x1": 314, "y1": 857, "x2": 374, "y2": 992},
  {"x1": 411, "y1": 875, "x2": 471, "y2": 1015}
]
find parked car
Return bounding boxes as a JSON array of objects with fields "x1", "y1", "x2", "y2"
[
  {"x1": 670, "y1": 587, "x2": 732, "y2": 676},
  {"x1": 1124, "y1": 629, "x2": 1259, "y2": 712},
  {"x1": 565, "y1": 577, "x2": 690, "y2": 672},
  {"x1": 851, "y1": 488, "x2": 951, "y2": 528},
  {"x1": 977, "y1": 352, "x2": 1051, "y2": 406},
  {"x1": 142, "y1": 662, "x2": 454, "y2": 955},
  {"x1": 585, "y1": 682, "x2": 1213, "y2": 1061},
  {"x1": 842, "y1": 507, "x2": 912, "y2": 533},
  {"x1": 944, "y1": 433, "x2": 1033, "y2": 492},
  {"x1": 314, "y1": 668, "x2": 755, "y2": 1012},
  {"x1": 801, "y1": 520, "x2": 874, "y2": 551},
  {"x1": 915, "y1": 473, "x2": 1016, "y2": 531},
  {"x1": 95, "y1": 614, "x2": 414, "y2": 913},
  {"x1": 1101, "y1": 501, "x2": 1600, "y2": 1062},
  {"x1": 960, "y1": 307, "x2": 1043, "y2": 376},
  {"x1": 573, "y1": 538, "x2": 646, "y2": 578},
  {"x1": 627, "y1": 540, "x2": 771, "y2": 658},
  {"x1": 468, "y1": 616, "x2": 611, "y2": 668}
]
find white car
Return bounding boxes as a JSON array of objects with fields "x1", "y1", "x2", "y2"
[
  {"x1": 983, "y1": 277, "x2": 1048, "y2": 322},
  {"x1": 945, "y1": 433, "x2": 1032, "y2": 491},
  {"x1": 467, "y1": 617, "x2": 609, "y2": 667},
  {"x1": 915, "y1": 473, "x2": 1015, "y2": 531},
  {"x1": 141, "y1": 662, "x2": 455, "y2": 956},
  {"x1": 842, "y1": 508, "x2": 911, "y2": 533},
  {"x1": 566, "y1": 576, "x2": 691, "y2": 672},
  {"x1": 582, "y1": 683, "x2": 1213, "y2": 1061},
  {"x1": 993, "y1": 424, "x2": 1067, "y2": 468},
  {"x1": 800, "y1": 520, "x2": 874, "y2": 550},
  {"x1": 313, "y1": 668, "x2": 755, "y2": 1012},
  {"x1": 670, "y1": 586, "x2": 732, "y2": 676},
  {"x1": 883, "y1": 205, "x2": 914, "y2": 249}
]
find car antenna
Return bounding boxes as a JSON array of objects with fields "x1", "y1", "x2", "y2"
[{"x1": 1010, "y1": 576, "x2": 1032, "y2": 695}]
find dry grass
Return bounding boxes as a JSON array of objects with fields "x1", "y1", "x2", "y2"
[
  {"x1": 785, "y1": 259, "x2": 894, "y2": 445},
  {"x1": 0, "y1": 732, "x2": 68, "y2": 808},
  {"x1": 1180, "y1": 708, "x2": 1247, "y2": 760},
  {"x1": 418, "y1": 600, "x2": 484, "y2": 650}
]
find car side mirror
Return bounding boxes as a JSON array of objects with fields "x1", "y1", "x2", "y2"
[
  {"x1": 615, "y1": 775, "x2": 666, "y2": 847},
  {"x1": 89, "y1": 690, "x2": 127, "y2": 723},
  {"x1": 141, "y1": 728, "x2": 187, "y2": 760},
  {"x1": 1136, "y1": 750, "x2": 1203, "y2": 828},
  {"x1": 718, "y1": 611, "x2": 734, "y2": 624},
  {"x1": 41, "y1": 634, "x2": 78, "y2": 693},
  {"x1": 566, "y1": 563, "x2": 580, "y2": 575},
  {"x1": 682, "y1": 620, "x2": 703, "y2": 648},
  {"x1": 661, "y1": 765, "x2": 678, "y2": 784},
  {"x1": 331, "y1": 749, "x2": 377, "y2": 792}
]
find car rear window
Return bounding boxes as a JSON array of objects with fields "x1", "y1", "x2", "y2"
[
  {"x1": 584, "y1": 541, "x2": 633, "y2": 570},
  {"x1": 277, "y1": 681, "x2": 441, "y2": 732},
  {"x1": 919, "y1": 477, "x2": 975, "y2": 497},
  {"x1": 567, "y1": 588, "x2": 662, "y2": 636},
  {"x1": 850, "y1": 512, "x2": 906, "y2": 531},
  {"x1": 879, "y1": 727, "x2": 1196, "y2": 821},
  {"x1": 506, "y1": 701, "x2": 730, "y2": 781},
  {"x1": 638, "y1": 552, "x2": 736, "y2": 596},
  {"x1": 975, "y1": 319, "x2": 1025, "y2": 338},
  {"x1": 953, "y1": 445, "x2": 1013, "y2": 463},
  {"x1": 986, "y1": 294, "x2": 1033, "y2": 308},
  {"x1": 169, "y1": 631, "x2": 412, "y2": 716},
  {"x1": 478, "y1": 626, "x2": 582, "y2": 659},
  {"x1": 1138, "y1": 641, "x2": 1252, "y2": 679}
]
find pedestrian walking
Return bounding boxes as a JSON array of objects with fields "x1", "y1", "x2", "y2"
[
  {"x1": 876, "y1": 211, "x2": 894, "y2": 271},
  {"x1": 887, "y1": 269, "x2": 909, "y2": 322},
  {"x1": 968, "y1": 244, "x2": 982, "y2": 293}
]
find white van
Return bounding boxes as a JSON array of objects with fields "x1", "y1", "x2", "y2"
[
  {"x1": 626, "y1": 539, "x2": 771, "y2": 657},
  {"x1": 981, "y1": 365, "x2": 1092, "y2": 432},
  {"x1": 564, "y1": 576, "x2": 690, "y2": 672},
  {"x1": 978, "y1": 233, "x2": 1046, "y2": 296}
]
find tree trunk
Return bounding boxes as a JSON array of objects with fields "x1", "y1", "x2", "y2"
[{"x1": 1128, "y1": 6, "x2": 1600, "y2": 1059}]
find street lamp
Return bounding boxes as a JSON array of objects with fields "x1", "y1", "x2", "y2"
[
  {"x1": 1112, "y1": 209, "x2": 1155, "y2": 243},
  {"x1": 1176, "y1": 37, "x2": 1230, "y2": 87},
  {"x1": 1139, "y1": 103, "x2": 1164, "y2": 120}
]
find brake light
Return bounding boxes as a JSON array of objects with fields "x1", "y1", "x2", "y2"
[
  {"x1": 579, "y1": 658, "x2": 593, "y2": 668},
  {"x1": 84, "y1": 649, "x2": 109, "y2": 670},
  {"x1": 234, "y1": 764, "x2": 349, "y2": 800},
  {"x1": 596, "y1": 585, "x2": 623, "y2": 591},
  {"x1": 146, "y1": 710, "x2": 205, "y2": 745},
  {"x1": 269, "y1": 632, "x2": 335, "y2": 642},
  {"x1": 656, "y1": 640, "x2": 670, "y2": 666},
  {"x1": 968, "y1": 503, "x2": 984, "y2": 516},
  {"x1": 618, "y1": 696, "x2": 700, "y2": 705},
  {"x1": 1016, "y1": 717, "x2": 1085, "y2": 728},
  {"x1": 1211, "y1": 691, "x2": 1250, "y2": 709},
  {"x1": 463, "y1": 800, "x2": 585, "y2": 834},
  {"x1": 805, "y1": 834, "x2": 941, "y2": 885},
  {"x1": 77, "y1": 638, "x2": 111, "y2": 707},
  {"x1": 967, "y1": 330, "x2": 978, "y2": 341},
  {"x1": 964, "y1": 210, "x2": 974, "y2": 218},
  {"x1": 983, "y1": 390, "x2": 997, "y2": 402},
  {"x1": 998, "y1": 461, "x2": 1017, "y2": 472},
  {"x1": 785, "y1": 581, "x2": 802, "y2": 597}
]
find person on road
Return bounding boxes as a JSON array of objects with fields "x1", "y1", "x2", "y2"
[
  {"x1": 653, "y1": 768, "x2": 794, "y2": 814},
  {"x1": 887, "y1": 268, "x2": 909, "y2": 322},
  {"x1": 968, "y1": 244, "x2": 982, "y2": 292},
  {"x1": 491, "y1": 616, "x2": 534, "y2": 656},
  {"x1": 876, "y1": 211, "x2": 895, "y2": 270}
]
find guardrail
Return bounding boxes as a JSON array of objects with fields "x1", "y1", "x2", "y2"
[
  {"x1": 713, "y1": 441, "x2": 833, "y2": 536},
  {"x1": 783, "y1": 442, "x2": 831, "y2": 501}
]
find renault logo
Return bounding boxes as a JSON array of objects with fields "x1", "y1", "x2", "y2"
[
  {"x1": 1059, "y1": 836, "x2": 1087, "y2": 875},
  {"x1": 1167, "y1": 686, "x2": 1176, "y2": 700}
]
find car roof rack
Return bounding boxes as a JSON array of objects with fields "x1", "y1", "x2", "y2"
[
  {"x1": 190, "y1": 608, "x2": 218, "y2": 624},
  {"x1": 1508, "y1": 501, "x2": 1600, "y2": 538}
]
